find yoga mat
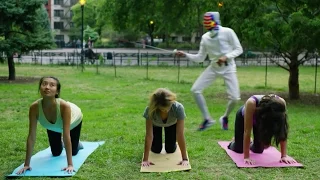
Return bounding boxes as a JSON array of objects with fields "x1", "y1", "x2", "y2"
[
  {"x1": 7, "y1": 141, "x2": 105, "y2": 177},
  {"x1": 218, "y1": 141, "x2": 303, "y2": 168},
  {"x1": 140, "y1": 144, "x2": 191, "y2": 172}
]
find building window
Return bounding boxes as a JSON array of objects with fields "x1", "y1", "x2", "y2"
[
  {"x1": 54, "y1": 10, "x2": 64, "y2": 17},
  {"x1": 71, "y1": 0, "x2": 78, "y2": 5},
  {"x1": 55, "y1": 35, "x2": 64, "y2": 41},
  {"x1": 54, "y1": 22, "x2": 64, "y2": 29},
  {"x1": 69, "y1": 22, "x2": 74, "y2": 28},
  {"x1": 54, "y1": 0, "x2": 63, "y2": 5}
]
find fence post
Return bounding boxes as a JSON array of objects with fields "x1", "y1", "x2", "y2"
[
  {"x1": 113, "y1": 51, "x2": 117, "y2": 77},
  {"x1": 315, "y1": 52, "x2": 318, "y2": 94},
  {"x1": 177, "y1": 55, "x2": 180, "y2": 83},
  {"x1": 265, "y1": 53, "x2": 268, "y2": 87},
  {"x1": 157, "y1": 54, "x2": 159, "y2": 66},
  {"x1": 146, "y1": 52, "x2": 149, "y2": 80},
  {"x1": 76, "y1": 50, "x2": 79, "y2": 69},
  {"x1": 137, "y1": 49, "x2": 140, "y2": 66},
  {"x1": 40, "y1": 50, "x2": 43, "y2": 65},
  {"x1": 96, "y1": 59, "x2": 99, "y2": 74}
]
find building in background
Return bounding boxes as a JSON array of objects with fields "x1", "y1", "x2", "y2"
[{"x1": 45, "y1": 0, "x2": 78, "y2": 48}]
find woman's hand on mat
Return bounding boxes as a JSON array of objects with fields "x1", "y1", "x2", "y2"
[
  {"x1": 244, "y1": 158, "x2": 255, "y2": 165},
  {"x1": 62, "y1": 165, "x2": 75, "y2": 173},
  {"x1": 178, "y1": 160, "x2": 189, "y2": 166},
  {"x1": 16, "y1": 166, "x2": 32, "y2": 174},
  {"x1": 280, "y1": 156, "x2": 297, "y2": 164},
  {"x1": 141, "y1": 161, "x2": 154, "y2": 167}
]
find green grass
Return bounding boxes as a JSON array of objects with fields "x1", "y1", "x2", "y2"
[{"x1": 0, "y1": 64, "x2": 320, "y2": 179}]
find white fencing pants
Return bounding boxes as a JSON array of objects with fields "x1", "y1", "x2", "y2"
[{"x1": 191, "y1": 65, "x2": 241, "y2": 120}]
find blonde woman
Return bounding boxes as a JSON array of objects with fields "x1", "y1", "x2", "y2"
[{"x1": 141, "y1": 88, "x2": 188, "y2": 167}]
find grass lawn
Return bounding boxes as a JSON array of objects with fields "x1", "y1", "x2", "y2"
[{"x1": 0, "y1": 64, "x2": 319, "y2": 179}]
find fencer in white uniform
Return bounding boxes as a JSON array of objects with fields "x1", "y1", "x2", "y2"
[{"x1": 176, "y1": 12, "x2": 243, "y2": 131}]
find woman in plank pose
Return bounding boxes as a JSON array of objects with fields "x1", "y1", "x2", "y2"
[
  {"x1": 228, "y1": 94, "x2": 296, "y2": 165},
  {"x1": 17, "y1": 76, "x2": 83, "y2": 174},
  {"x1": 141, "y1": 88, "x2": 188, "y2": 167}
]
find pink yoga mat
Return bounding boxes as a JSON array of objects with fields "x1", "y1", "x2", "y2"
[{"x1": 218, "y1": 141, "x2": 303, "y2": 168}]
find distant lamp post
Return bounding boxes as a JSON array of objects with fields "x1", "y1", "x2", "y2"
[
  {"x1": 218, "y1": 2, "x2": 223, "y2": 7},
  {"x1": 148, "y1": 20, "x2": 155, "y2": 46},
  {"x1": 149, "y1": 20, "x2": 154, "y2": 33},
  {"x1": 79, "y1": 0, "x2": 86, "y2": 72}
]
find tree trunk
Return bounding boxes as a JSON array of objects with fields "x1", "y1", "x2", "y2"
[
  {"x1": 7, "y1": 54, "x2": 16, "y2": 80},
  {"x1": 288, "y1": 59, "x2": 299, "y2": 99},
  {"x1": 165, "y1": 32, "x2": 169, "y2": 48}
]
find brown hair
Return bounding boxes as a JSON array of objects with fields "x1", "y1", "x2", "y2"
[
  {"x1": 256, "y1": 94, "x2": 288, "y2": 147},
  {"x1": 148, "y1": 88, "x2": 176, "y2": 119}
]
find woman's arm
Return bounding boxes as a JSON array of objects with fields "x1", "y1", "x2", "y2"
[
  {"x1": 60, "y1": 101, "x2": 73, "y2": 168},
  {"x1": 280, "y1": 140, "x2": 287, "y2": 157},
  {"x1": 279, "y1": 140, "x2": 296, "y2": 164},
  {"x1": 17, "y1": 102, "x2": 38, "y2": 174},
  {"x1": 143, "y1": 119, "x2": 153, "y2": 162},
  {"x1": 243, "y1": 99, "x2": 256, "y2": 159},
  {"x1": 176, "y1": 119, "x2": 187, "y2": 161},
  {"x1": 25, "y1": 102, "x2": 38, "y2": 166}
]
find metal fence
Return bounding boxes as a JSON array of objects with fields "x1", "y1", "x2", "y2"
[
  {"x1": 3, "y1": 50, "x2": 319, "y2": 67},
  {"x1": 1, "y1": 50, "x2": 319, "y2": 93}
]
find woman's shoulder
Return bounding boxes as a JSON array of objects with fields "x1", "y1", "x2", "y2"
[
  {"x1": 245, "y1": 96, "x2": 259, "y2": 108},
  {"x1": 172, "y1": 101, "x2": 184, "y2": 109},
  {"x1": 57, "y1": 98, "x2": 72, "y2": 110},
  {"x1": 30, "y1": 99, "x2": 41, "y2": 109}
]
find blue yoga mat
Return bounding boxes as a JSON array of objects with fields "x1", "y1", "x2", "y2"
[{"x1": 7, "y1": 141, "x2": 105, "y2": 177}]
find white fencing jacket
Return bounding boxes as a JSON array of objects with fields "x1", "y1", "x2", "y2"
[{"x1": 185, "y1": 25, "x2": 243, "y2": 74}]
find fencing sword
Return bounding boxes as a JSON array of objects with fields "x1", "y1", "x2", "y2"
[
  {"x1": 121, "y1": 40, "x2": 227, "y2": 66},
  {"x1": 120, "y1": 40, "x2": 177, "y2": 53}
]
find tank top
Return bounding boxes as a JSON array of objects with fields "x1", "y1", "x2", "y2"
[
  {"x1": 241, "y1": 95, "x2": 279, "y2": 125},
  {"x1": 38, "y1": 98, "x2": 83, "y2": 133}
]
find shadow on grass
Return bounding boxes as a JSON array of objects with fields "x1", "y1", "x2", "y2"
[{"x1": 0, "y1": 76, "x2": 40, "y2": 84}]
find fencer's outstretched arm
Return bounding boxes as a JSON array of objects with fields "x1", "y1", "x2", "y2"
[{"x1": 182, "y1": 39, "x2": 207, "y2": 63}]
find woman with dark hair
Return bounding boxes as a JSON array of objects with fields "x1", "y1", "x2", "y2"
[
  {"x1": 141, "y1": 88, "x2": 188, "y2": 167},
  {"x1": 17, "y1": 77, "x2": 83, "y2": 174},
  {"x1": 228, "y1": 94, "x2": 296, "y2": 165}
]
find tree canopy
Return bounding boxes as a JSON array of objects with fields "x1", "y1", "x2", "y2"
[
  {"x1": 220, "y1": 0, "x2": 320, "y2": 99},
  {"x1": 0, "y1": 0, "x2": 55, "y2": 80}
]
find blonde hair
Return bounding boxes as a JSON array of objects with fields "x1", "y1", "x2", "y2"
[{"x1": 148, "y1": 88, "x2": 176, "y2": 119}]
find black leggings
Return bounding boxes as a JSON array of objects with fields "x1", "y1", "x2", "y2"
[
  {"x1": 228, "y1": 106, "x2": 264, "y2": 153},
  {"x1": 47, "y1": 121, "x2": 82, "y2": 156},
  {"x1": 151, "y1": 123, "x2": 177, "y2": 154}
]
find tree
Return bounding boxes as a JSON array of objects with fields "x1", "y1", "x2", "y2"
[
  {"x1": 83, "y1": 25, "x2": 99, "y2": 43},
  {"x1": 221, "y1": 0, "x2": 320, "y2": 99},
  {"x1": 72, "y1": 0, "x2": 224, "y2": 48},
  {"x1": 96, "y1": 0, "x2": 194, "y2": 46},
  {"x1": 0, "y1": 0, "x2": 54, "y2": 80}
]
